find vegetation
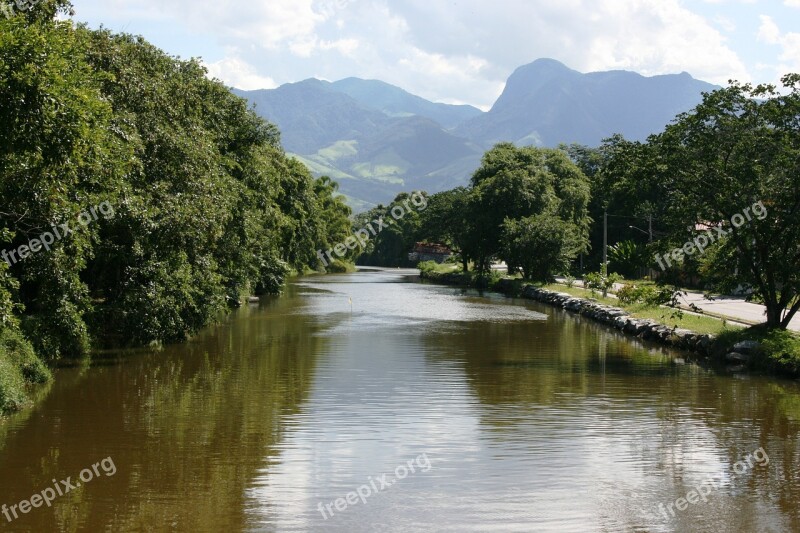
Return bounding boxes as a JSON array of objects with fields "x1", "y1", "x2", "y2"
[
  {"x1": 584, "y1": 271, "x2": 623, "y2": 298},
  {"x1": 536, "y1": 283, "x2": 740, "y2": 336},
  {"x1": 715, "y1": 327, "x2": 800, "y2": 375},
  {"x1": 417, "y1": 261, "x2": 458, "y2": 276},
  {"x1": 599, "y1": 77, "x2": 800, "y2": 329},
  {"x1": 0, "y1": 2, "x2": 351, "y2": 412},
  {"x1": 353, "y1": 191, "x2": 428, "y2": 267},
  {"x1": 405, "y1": 78, "x2": 800, "y2": 373},
  {"x1": 3, "y1": 1, "x2": 799, "y2": 407}
]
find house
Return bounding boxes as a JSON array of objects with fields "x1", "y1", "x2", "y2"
[{"x1": 408, "y1": 242, "x2": 453, "y2": 264}]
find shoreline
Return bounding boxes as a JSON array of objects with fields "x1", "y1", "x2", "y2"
[{"x1": 419, "y1": 270, "x2": 790, "y2": 378}]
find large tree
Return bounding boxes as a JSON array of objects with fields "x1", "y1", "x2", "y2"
[
  {"x1": 465, "y1": 143, "x2": 591, "y2": 275},
  {"x1": 501, "y1": 214, "x2": 585, "y2": 281}
]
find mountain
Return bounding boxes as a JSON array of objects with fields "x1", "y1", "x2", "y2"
[
  {"x1": 233, "y1": 60, "x2": 719, "y2": 209},
  {"x1": 234, "y1": 80, "x2": 484, "y2": 209},
  {"x1": 456, "y1": 58, "x2": 718, "y2": 147},
  {"x1": 329, "y1": 78, "x2": 482, "y2": 129},
  {"x1": 232, "y1": 80, "x2": 388, "y2": 155}
]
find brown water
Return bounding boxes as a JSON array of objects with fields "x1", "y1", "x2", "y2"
[{"x1": 1, "y1": 269, "x2": 799, "y2": 532}]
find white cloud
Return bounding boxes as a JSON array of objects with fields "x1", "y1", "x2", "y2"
[
  {"x1": 74, "y1": 0, "x2": 755, "y2": 107},
  {"x1": 204, "y1": 56, "x2": 277, "y2": 90},
  {"x1": 757, "y1": 15, "x2": 781, "y2": 44},
  {"x1": 785, "y1": 0, "x2": 800, "y2": 8},
  {"x1": 714, "y1": 15, "x2": 736, "y2": 32},
  {"x1": 755, "y1": 15, "x2": 800, "y2": 86}
]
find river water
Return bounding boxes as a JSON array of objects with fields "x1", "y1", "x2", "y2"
[{"x1": 1, "y1": 269, "x2": 799, "y2": 532}]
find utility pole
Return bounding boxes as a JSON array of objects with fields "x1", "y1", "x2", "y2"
[{"x1": 603, "y1": 208, "x2": 608, "y2": 275}]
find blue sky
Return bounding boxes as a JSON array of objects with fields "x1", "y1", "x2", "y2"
[{"x1": 69, "y1": 0, "x2": 800, "y2": 109}]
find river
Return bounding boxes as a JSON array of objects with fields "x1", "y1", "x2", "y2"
[{"x1": 1, "y1": 269, "x2": 799, "y2": 532}]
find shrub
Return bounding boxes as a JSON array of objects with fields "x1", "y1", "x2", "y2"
[
  {"x1": 0, "y1": 354, "x2": 26, "y2": 414},
  {"x1": 585, "y1": 271, "x2": 623, "y2": 297},
  {"x1": 417, "y1": 261, "x2": 438, "y2": 275},
  {"x1": 761, "y1": 330, "x2": 800, "y2": 375},
  {"x1": 616, "y1": 284, "x2": 663, "y2": 305},
  {"x1": 0, "y1": 327, "x2": 50, "y2": 414},
  {"x1": 327, "y1": 259, "x2": 352, "y2": 273},
  {"x1": 608, "y1": 240, "x2": 649, "y2": 278}
]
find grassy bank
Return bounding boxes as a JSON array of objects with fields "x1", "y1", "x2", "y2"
[{"x1": 540, "y1": 283, "x2": 740, "y2": 336}]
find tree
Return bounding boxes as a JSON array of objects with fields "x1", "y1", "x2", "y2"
[
  {"x1": 501, "y1": 214, "x2": 585, "y2": 281},
  {"x1": 465, "y1": 144, "x2": 591, "y2": 274},
  {"x1": 418, "y1": 187, "x2": 471, "y2": 270},
  {"x1": 644, "y1": 76, "x2": 800, "y2": 329},
  {"x1": 313, "y1": 176, "x2": 353, "y2": 269},
  {"x1": 355, "y1": 192, "x2": 428, "y2": 267}
]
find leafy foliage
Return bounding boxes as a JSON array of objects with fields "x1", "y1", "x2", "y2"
[
  {"x1": 501, "y1": 214, "x2": 584, "y2": 281},
  {"x1": 354, "y1": 192, "x2": 428, "y2": 267},
  {"x1": 608, "y1": 240, "x2": 649, "y2": 278},
  {"x1": 462, "y1": 144, "x2": 591, "y2": 274},
  {"x1": 0, "y1": 11, "x2": 350, "y2": 410},
  {"x1": 585, "y1": 271, "x2": 623, "y2": 298}
]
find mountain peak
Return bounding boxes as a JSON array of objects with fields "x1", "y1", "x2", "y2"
[{"x1": 490, "y1": 58, "x2": 580, "y2": 114}]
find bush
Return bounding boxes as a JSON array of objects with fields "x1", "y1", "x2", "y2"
[
  {"x1": 1, "y1": 328, "x2": 50, "y2": 384},
  {"x1": 326, "y1": 259, "x2": 352, "y2": 273},
  {"x1": 617, "y1": 284, "x2": 660, "y2": 305},
  {"x1": 0, "y1": 327, "x2": 50, "y2": 414},
  {"x1": 761, "y1": 330, "x2": 800, "y2": 375},
  {"x1": 0, "y1": 355, "x2": 26, "y2": 414},
  {"x1": 585, "y1": 271, "x2": 623, "y2": 297},
  {"x1": 608, "y1": 240, "x2": 650, "y2": 278},
  {"x1": 417, "y1": 261, "x2": 438, "y2": 275}
]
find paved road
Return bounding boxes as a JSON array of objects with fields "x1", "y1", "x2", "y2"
[{"x1": 677, "y1": 291, "x2": 800, "y2": 332}]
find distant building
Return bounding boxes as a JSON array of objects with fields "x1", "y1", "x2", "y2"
[{"x1": 408, "y1": 242, "x2": 453, "y2": 264}]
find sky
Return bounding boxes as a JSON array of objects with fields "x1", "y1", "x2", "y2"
[{"x1": 69, "y1": 0, "x2": 800, "y2": 110}]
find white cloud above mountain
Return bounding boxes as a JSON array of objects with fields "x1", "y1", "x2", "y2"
[{"x1": 71, "y1": 0, "x2": 794, "y2": 108}]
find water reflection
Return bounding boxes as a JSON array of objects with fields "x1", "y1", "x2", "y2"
[
  {"x1": 0, "y1": 290, "x2": 324, "y2": 531},
  {"x1": 0, "y1": 269, "x2": 798, "y2": 532}
]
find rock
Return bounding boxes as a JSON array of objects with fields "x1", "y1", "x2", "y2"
[
  {"x1": 696, "y1": 335, "x2": 713, "y2": 354},
  {"x1": 725, "y1": 351, "x2": 750, "y2": 363},
  {"x1": 733, "y1": 340, "x2": 761, "y2": 355},
  {"x1": 670, "y1": 328, "x2": 694, "y2": 348}
]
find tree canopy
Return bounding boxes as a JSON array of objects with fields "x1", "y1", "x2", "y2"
[{"x1": 0, "y1": 9, "x2": 351, "y2": 411}]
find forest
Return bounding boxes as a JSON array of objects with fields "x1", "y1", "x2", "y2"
[{"x1": 0, "y1": 0, "x2": 352, "y2": 412}]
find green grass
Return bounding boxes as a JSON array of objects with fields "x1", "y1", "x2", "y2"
[
  {"x1": 543, "y1": 283, "x2": 741, "y2": 336},
  {"x1": 417, "y1": 261, "x2": 460, "y2": 275},
  {"x1": 542, "y1": 283, "x2": 618, "y2": 305},
  {"x1": 326, "y1": 260, "x2": 357, "y2": 273},
  {"x1": 317, "y1": 140, "x2": 359, "y2": 161}
]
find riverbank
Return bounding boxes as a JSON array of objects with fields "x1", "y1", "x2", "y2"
[{"x1": 419, "y1": 268, "x2": 800, "y2": 379}]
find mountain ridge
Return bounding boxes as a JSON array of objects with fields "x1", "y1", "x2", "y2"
[{"x1": 233, "y1": 59, "x2": 719, "y2": 209}]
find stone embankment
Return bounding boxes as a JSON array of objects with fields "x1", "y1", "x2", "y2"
[
  {"x1": 520, "y1": 285, "x2": 717, "y2": 355},
  {"x1": 421, "y1": 271, "x2": 764, "y2": 363}
]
